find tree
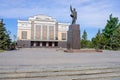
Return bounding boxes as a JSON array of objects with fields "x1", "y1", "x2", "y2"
[
  {"x1": 13, "y1": 35, "x2": 16, "y2": 42},
  {"x1": 112, "y1": 25, "x2": 120, "y2": 50},
  {"x1": 92, "y1": 29, "x2": 101, "y2": 49},
  {"x1": 82, "y1": 30, "x2": 87, "y2": 40},
  {"x1": 92, "y1": 29, "x2": 108, "y2": 49},
  {"x1": 81, "y1": 30, "x2": 88, "y2": 48},
  {"x1": 102, "y1": 14, "x2": 120, "y2": 50},
  {"x1": 86, "y1": 40, "x2": 93, "y2": 48},
  {"x1": 0, "y1": 19, "x2": 11, "y2": 50}
]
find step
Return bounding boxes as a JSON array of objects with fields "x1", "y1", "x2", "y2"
[
  {"x1": 1, "y1": 64, "x2": 120, "y2": 73},
  {"x1": 0, "y1": 73, "x2": 120, "y2": 80},
  {"x1": 0, "y1": 66, "x2": 120, "y2": 80}
]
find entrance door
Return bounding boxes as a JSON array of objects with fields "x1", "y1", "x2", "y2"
[{"x1": 42, "y1": 42, "x2": 46, "y2": 47}]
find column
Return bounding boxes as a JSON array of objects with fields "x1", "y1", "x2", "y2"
[
  {"x1": 54, "y1": 25, "x2": 56, "y2": 40},
  {"x1": 39, "y1": 42, "x2": 42, "y2": 47},
  {"x1": 66, "y1": 32, "x2": 67, "y2": 41},
  {"x1": 39, "y1": 26, "x2": 41, "y2": 40},
  {"x1": 47, "y1": 25, "x2": 49, "y2": 40},
  {"x1": 52, "y1": 42, "x2": 55, "y2": 47},
  {"x1": 40, "y1": 25, "x2": 43, "y2": 40},
  {"x1": 34, "y1": 25, "x2": 36, "y2": 40},
  {"x1": 46, "y1": 42, "x2": 49, "y2": 47},
  {"x1": 33, "y1": 42, "x2": 36, "y2": 47}
]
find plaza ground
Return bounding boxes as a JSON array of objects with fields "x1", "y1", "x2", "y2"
[
  {"x1": 0, "y1": 48, "x2": 120, "y2": 66},
  {"x1": 0, "y1": 48, "x2": 120, "y2": 80}
]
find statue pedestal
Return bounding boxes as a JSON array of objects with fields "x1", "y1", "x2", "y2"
[{"x1": 67, "y1": 24, "x2": 80, "y2": 49}]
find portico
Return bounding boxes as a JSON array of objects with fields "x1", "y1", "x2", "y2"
[{"x1": 31, "y1": 41, "x2": 58, "y2": 47}]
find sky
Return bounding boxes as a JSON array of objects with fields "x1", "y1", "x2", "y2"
[{"x1": 0, "y1": 0, "x2": 120, "y2": 40}]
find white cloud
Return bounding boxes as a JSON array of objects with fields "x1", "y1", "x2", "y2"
[
  {"x1": 0, "y1": 0, "x2": 120, "y2": 28},
  {"x1": 75, "y1": 0, "x2": 119, "y2": 28}
]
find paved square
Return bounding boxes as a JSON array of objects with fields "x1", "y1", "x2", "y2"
[
  {"x1": 0, "y1": 48, "x2": 120, "y2": 66},
  {"x1": 0, "y1": 48, "x2": 120, "y2": 80}
]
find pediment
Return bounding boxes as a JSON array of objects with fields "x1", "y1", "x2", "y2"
[{"x1": 33, "y1": 15, "x2": 56, "y2": 22}]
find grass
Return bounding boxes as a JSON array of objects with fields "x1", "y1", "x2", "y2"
[{"x1": 0, "y1": 49, "x2": 4, "y2": 53}]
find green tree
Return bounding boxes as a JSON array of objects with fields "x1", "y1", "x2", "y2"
[
  {"x1": 92, "y1": 29, "x2": 102, "y2": 49},
  {"x1": 103, "y1": 14, "x2": 120, "y2": 50},
  {"x1": 81, "y1": 30, "x2": 88, "y2": 48},
  {"x1": 99, "y1": 34, "x2": 107, "y2": 49},
  {"x1": 82, "y1": 30, "x2": 87, "y2": 40},
  {"x1": 112, "y1": 25, "x2": 120, "y2": 50},
  {"x1": 86, "y1": 40, "x2": 93, "y2": 48},
  {"x1": 0, "y1": 19, "x2": 11, "y2": 50}
]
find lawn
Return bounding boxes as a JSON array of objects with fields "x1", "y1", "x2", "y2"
[{"x1": 0, "y1": 50, "x2": 4, "y2": 53}]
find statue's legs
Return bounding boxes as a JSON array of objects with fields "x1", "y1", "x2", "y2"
[{"x1": 72, "y1": 19, "x2": 75, "y2": 24}]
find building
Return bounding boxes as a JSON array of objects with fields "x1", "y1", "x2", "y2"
[{"x1": 17, "y1": 15, "x2": 69, "y2": 48}]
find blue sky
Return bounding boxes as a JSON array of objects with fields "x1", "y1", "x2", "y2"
[{"x1": 0, "y1": 0, "x2": 120, "y2": 40}]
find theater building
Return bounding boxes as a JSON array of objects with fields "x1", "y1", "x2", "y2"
[{"x1": 17, "y1": 15, "x2": 69, "y2": 48}]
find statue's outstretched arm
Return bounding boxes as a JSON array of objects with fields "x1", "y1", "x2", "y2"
[{"x1": 70, "y1": 5, "x2": 73, "y2": 12}]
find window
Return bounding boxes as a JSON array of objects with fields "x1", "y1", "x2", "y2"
[
  {"x1": 36, "y1": 25, "x2": 41, "y2": 39},
  {"x1": 62, "y1": 33, "x2": 66, "y2": 40},
  {"x1": 49, "y1": 26, "x2": 54, "y2": 40},
  {"x1": 42, "y1": 25, "x2": 47, "y2": 40},
  {"x1": 22, "y1": 31, "x2": 27, "y2": 39}
]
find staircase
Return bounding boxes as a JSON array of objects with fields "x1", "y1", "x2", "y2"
[{"x1": 0, "y1": 64, "x2": 120, "y2": 80}]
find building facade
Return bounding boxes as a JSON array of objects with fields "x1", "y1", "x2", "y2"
[{"x1": 17, "y1": 15, "x2": 69, "y2": 48}]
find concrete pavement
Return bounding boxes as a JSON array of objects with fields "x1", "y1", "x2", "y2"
[
  {"x1": 0, "y1": 48, "x2": 120, "y2": 80},
  {"x1": 0, "y1": 48, "x2": 120, "y2": 66}
]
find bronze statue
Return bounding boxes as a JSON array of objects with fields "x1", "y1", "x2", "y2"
[{"x1": 70, "y1": 5, "x2": 77, "y2": 24}]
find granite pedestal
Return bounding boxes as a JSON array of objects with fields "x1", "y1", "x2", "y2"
[{"x1": 67, "y1": 24, "x2": 80, "y2": 49}]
